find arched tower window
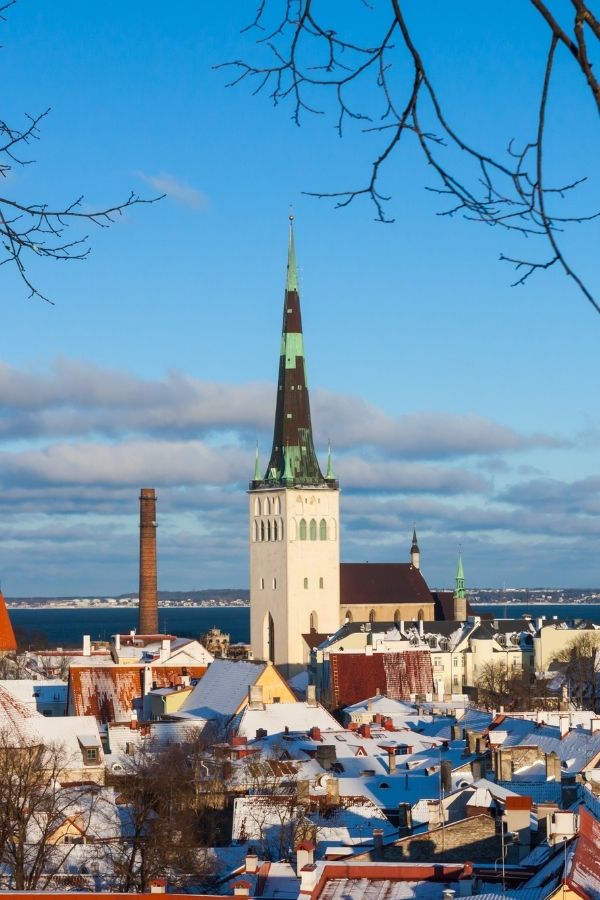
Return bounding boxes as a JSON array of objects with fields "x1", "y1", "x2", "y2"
[
  {"x1": 265, "y1": 612, "x2": 275, "y2": 663},
  {"x1": 369, "y1": 609, "x2": 376, "y2": 623},
  {"x1": 272, "y1": 577, "x2": 277, "y2": 590},
  {"x1": 272, "y1": 519, "x2": 278, "y2": 541},
  {"x1": 254, "y1": 497, "x2": 261, "y2": 516},
  {"x1": 264, "y1": 497, "x2": 271, "y2": 515},
  {"x1": 319, "y1": 577, "x2": 324, "y2": 589},
  {"x1": 417, "y1": 608, "x2": 424, "y2": 621},
  {"x1": 299, "y1": 519, "x2": 307, "y2": 540},
  {"x1": 278, "y1": 517, "x2": 284, "y2": 540},
  {"x1": 266, "y1": 520, "x2": 271, "y2": 542},
  {"x1": 345, "y1": 611, "x2": 353, "y2": 624},
  {"x1": 310, "y1": 611, "x2": 318, "y2": 633},
  {"x1": 309, "y1": 518, "x2": 317, "y2": 540},
  {"x1": 303, "y1": 577, "x2": 309, "y2": 589},
  {"x1": 319, "y1": 518, "x2": 327, "y2": 540},
  {"x1": 252, "y1": 520, "x2": 258, "y2": 542},
  {"x1": 260, "y1": 520, "x2": 265, "y2": 542},
  {"x1": 394, "y1": 609, "x2": 401, "y2": 625},
  {"x1": 273, "y1": 497, "x2": 281, "y2": 515}
]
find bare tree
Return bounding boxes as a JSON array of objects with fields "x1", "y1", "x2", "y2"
[
  {"x1": 0, "y1": 729, "x2": 99, "y2": 890},
  {"x1": 553, "y1": 632, "x2": 600, "y2": 710},
  {"x1": 476, "y1": 659, "x2": 553, "y2": 711},
  {"x1": 1, "y1": 1, "x2": 159, "y2": 303},
  {"x1": 221, "y1": 1, "x2": 600, "y2": 312},
  {"x1": 105, "y1": 736, "x2": 222, "y2": 891}
]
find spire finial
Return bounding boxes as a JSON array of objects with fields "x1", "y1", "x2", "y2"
[
  {"x1": 326, "y1": 439, "x2": 336, "y2": 480},
  {"x1": 286, "y1": 213, "x2": 298, "y2": 293}
]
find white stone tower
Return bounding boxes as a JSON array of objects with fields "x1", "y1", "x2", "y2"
[{"x1": 249, "y1": 220, "x2": 340, "y2": 673}]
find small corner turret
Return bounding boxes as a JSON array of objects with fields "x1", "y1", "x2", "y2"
[{"x1": 453, "y1": 551, "x2": 468, "y2": 621}]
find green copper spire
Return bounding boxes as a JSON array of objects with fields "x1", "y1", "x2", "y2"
[
  {"x1": 325, "y1": 441, "x2": 335, "y2": 481},
  {"x1": 253, "y1": 443, "x2": 261, "y2": 481},
  {"x1": 286, "y1": 215, "x2": 298, "y2": 293},
  {"x1": 454, "y1": 553, "x2": 466, "y2": 599},
  {"x1": 257, "y1": 218, "x2": 333, "y2": 490}
]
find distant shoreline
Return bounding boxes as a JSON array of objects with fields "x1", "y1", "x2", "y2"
[{"x1": 6, "y1": 602, "x2": 250, "y2": 610}]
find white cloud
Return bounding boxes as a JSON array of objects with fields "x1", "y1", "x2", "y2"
[{"x1": 137, "y1": 172, "x2": 208, "y2": 209}]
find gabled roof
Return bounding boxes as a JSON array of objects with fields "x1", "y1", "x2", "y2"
[
  {"x1": 176, "y1": 658, "x2": 268, "y2": 720},
  {"x1": 329, "y1": 651, "x2": 433, "y2": 708},
  {"x1": 68, "y1": 663, "x2": 207, "y2": 723},
  {"x1": 340, "y1": 563, "x2": 433, "y2": 606}
]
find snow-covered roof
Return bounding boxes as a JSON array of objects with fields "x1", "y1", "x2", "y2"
[
  {"x1": 175, "y1": 658, "x2": 267, "y2": 720},
  {"x1": 231, "y1": 795, "x2": 396, "y2": 853},
  {"x1": 237, "y1": 702, "x2": 342, "y2": 739},
  {"x1": 343, "y1": 696, "x2": 417, "y2": 716},
  {"x1": 491, "y1": 715, "x2": 600, "y2": 773},
  {"x1": 0, "y1": 678, "x2": 67, "y2": 710}
]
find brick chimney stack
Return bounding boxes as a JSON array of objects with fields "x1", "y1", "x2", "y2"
[{"x1": 138, "y1": 488, "x2": 158, "y2": 635}]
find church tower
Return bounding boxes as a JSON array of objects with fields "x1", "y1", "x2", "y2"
[{"x1": 249, "y1": 219, "x2": 340, "y2": 673}]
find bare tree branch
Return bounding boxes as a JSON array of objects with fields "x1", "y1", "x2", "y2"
[
  {"x1": 221, "y1": 0, "x2": 599, "y2": 312},
  {"x1": 1, "y1": 5, "x2": 161, "y2": 304}
]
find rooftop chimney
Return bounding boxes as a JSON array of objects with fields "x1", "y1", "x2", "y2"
[
  {"x1": 296, "y1": 841, "x2": 315, "y2": 875},
  {"x1": 149, "y1": 879, "x2": 167, "y2": 894},
  {"x1": 138, "y1": 488, "x2": 158, "y2": 635},
  {"x1": 82, "y1": 634, "x2": 91, "y2": 657},
  {"x1": 306, "y1": 684, "x2": 318, "y2": 707}
]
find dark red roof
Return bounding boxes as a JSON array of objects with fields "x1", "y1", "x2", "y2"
[
  {"x1": 340, "y1": 563, "x2": 433, "y2": 606},
  {"x1": 329, "y1": 650, "x2": 433, "y2": 708},
  {"x1": 302, "y1": 632, "x2": 329, "y2": 650},
  {"x1": 431, "y1": 591, "x2": 476, "y2": 620}
]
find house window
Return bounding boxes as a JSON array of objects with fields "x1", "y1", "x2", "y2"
[
  {"x1": 85, "y1": 747, "x2": 98, "y2": 764},
  {"x1": 453, "y1": 658, "x2": 458, "y2": 667},
  {"x1": 434, "y1": 657, "x2": 441, "y2": 666},
  {"x1": 369, "y1": 610, "x2": 376, "y2": 623},
  {"x1": 319, "y1": 518, "x2": 327, "y2": 540},
  {"x1": 309, "y1": 518, "x2": 317, "y2": 540},
  {"x1": 299, "y1": 519, "x2": 307, "y2": 540}
]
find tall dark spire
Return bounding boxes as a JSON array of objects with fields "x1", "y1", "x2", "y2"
[{"x1": 254, "y1": 218, "x2": 334, "y2": 489}]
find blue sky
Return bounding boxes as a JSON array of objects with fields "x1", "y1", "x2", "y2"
[{"x1": 0, "y1": 1, "x2": 598, "y2": 595}]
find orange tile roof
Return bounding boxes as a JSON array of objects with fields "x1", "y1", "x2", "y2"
[
  {"x1": 68, "y1": 664, "x2": 207, "y2": 723},
  {"x1": 0, "y1": 590, "x2": 17, "y2": 652}
]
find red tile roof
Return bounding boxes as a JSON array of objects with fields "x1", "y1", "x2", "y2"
[
  {"x1": 329, "y1": 650, "x2": 433, "y2": 707},
  {"x1": 68, "y1": 664, "x2": 207, "y2": 723},
  {"x1": 0, "y1": 590, "x2": 17, "y2": 652},
  {"x1": 568, "y1": 806, "x2": 600, "y2": 899},
  {"x1": 340, "y1": 563, "x2": 433, "y2": 606}
]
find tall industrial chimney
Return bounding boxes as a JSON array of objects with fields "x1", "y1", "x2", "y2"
[{"x1": 138, "y1": 488, "x2": 158, "y2": 635}]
